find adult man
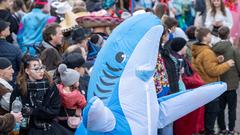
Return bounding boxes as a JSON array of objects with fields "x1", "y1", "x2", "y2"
[
  {"x1": 0, "y1": 20, "x2": 21, "y2": 87},
  {"x1": 42, "y1": 23, "x2": 63, "y2": 54},
  {"x1": 0, "y1": 0, "x2": 19, "y2": 43},
  {"x1": 17, "y1": 0, "x2": 56, "y2": 56}
]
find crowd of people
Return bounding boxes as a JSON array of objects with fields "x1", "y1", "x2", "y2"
[{"x1": 0, "y1": 0, "x2": 239, "y2": 135}]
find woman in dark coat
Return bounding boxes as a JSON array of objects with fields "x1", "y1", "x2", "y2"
[{"x1": 10, "y1": 55, "x2": 72, "y2": 135}]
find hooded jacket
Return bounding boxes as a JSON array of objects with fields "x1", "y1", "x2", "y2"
[
  {"x1": 191, "y1": 43, "x2": 230, "y2": 83},
  {"x1": 212, "y1": 40, "x2": 240, "y2": 90},
  {"x1": 17, "y1": 8, "x2": 56, "y2": 56}
]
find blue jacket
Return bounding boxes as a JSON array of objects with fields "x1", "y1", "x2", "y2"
[
  {"x1": 0, "y1": 38, "x2": 22, "y2": 85},
  {"x1": 17, "y1": 8, "x2": 56, "y2": 56}
]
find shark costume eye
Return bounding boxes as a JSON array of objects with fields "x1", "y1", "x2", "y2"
[{"x1": 115, "y1": 52, "x2": 126, "y2": 63}]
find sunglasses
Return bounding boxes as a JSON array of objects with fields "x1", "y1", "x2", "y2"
[{"x1": 30, "y1": 65, "x2": 46, "y2": 72}]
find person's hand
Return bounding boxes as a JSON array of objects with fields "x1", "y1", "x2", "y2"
[
  {"x1": 22, "y1": 106, "x2": 33, "y2": 116},
  {"x1": 226, "y1": 59, "x2": 235, "y2": 67},
  {"x1": 216, "y1": 21, "x2": 223, "y2": 26},
  {"x1": 180, "y1": 67, "x2": 184, "y2": 75},
  {"x1": 75, "y1": 108, "x2": 82, "y2": 117},
  {"x1": 172, "y1": 7, "x2": 177, "y2": 15},
  {"x1": 11, "y1": 111, "x2": 23, "y2": 123},
  {"x1": 217, "y1": 55, "x2": 224, "y2": 63},
  {"x1": 179, "y1": 67, "x2": 184, "y2": 81},
  {"x1": 214, "y1": 21, "x2": 223, "y2": 27}
]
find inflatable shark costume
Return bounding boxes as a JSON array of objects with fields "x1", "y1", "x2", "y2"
[{"x1": 75, "y1": 13, "x2": 227, "y2": 135}]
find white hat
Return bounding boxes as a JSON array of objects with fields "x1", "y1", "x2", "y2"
[
  {"x1": 133, "y1": 10, "x2": 146, "y2": 16},
  {"x1": 52, "y1": 1, "x2": 72, "y2": 14}
]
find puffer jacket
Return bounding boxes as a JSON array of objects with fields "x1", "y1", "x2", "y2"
[{"x1": 212, "y1": 40, "x2": 240, "y2": 90}]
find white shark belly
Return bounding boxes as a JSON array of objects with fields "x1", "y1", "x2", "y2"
[{"x1": 118, "y1": 25, "x2": 164, "y2": 135}]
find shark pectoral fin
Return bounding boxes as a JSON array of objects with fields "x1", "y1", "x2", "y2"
[
  {"x1": 157, "y1": 82, "x2": 227, "y2": 128},
  {"x1": 136, "y1": 64, "x2": 155, "y2": 82},
  {"x1": 83, "y1": 96, "x2": 116, "y2": 132},
  {"x1": 157, "y1": 91, "x2": 187, "y2": 103}
]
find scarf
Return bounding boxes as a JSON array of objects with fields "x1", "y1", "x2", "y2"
[
  {"x1": 0, "y1": 78, "x2": 13, "y2": 111},
  {"x1": 27, "y1": 80, "x2": 50, "y2": 108},
  {"x1": 0, "y1": 78, "x2": 13, "y2": 91}
]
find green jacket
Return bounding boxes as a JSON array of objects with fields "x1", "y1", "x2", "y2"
[
  {"x1": 212, "y1": 40, "x2": 240, "y2": 90},
  {"x1": 186, "y1": 40, "x2": 197, "y2": 63}
]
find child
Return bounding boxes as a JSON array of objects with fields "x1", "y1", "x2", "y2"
[
  {"x1": 185, "y1": 25, "x2": 197, "y2": 63},
  {"x1": 212, "y1": 26, "x2": 240, "y2": 135},
  {"x1": 57, "y1": 64, "x2": 86, "y2": 130},
  {"x1": 192, "y1": 27, "x2": 234, "y2": 135}
]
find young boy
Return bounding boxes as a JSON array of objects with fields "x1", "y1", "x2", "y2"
[
  {"x1": 212, "y1": 26, "x2": 240, "y2": 135},
  {"x1": 191, "y1": 27, "x2": 234, "y2": 135}
]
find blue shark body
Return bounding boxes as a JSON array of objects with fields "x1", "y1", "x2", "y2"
[
  {"x1": 76, "y1": 13, "x2": 162, "y2": 135},
  {"x1": 75, "y1": 13, "x2": 228, "y2": 135},
  {"x1": 87, "y1": 13, "x2": 161, "y2": 104}
]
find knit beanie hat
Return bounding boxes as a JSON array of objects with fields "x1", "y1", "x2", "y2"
[
  {"x1": 63, "y1": 53, "x2": 85, "y2": 69},
  {"x1": 0, "y1": 57, "x2": 12, "y2": 69},
  {"x1": 170, "y1": 37, "x2": 187, "y2": 52},
  {"x1": 58, "y1": 64, "x2": 80, "y2": 86}
]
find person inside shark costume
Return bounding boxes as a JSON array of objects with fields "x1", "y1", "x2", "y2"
[{"x1": 75, "y1": 13, "x2": 227, "y2": 135}]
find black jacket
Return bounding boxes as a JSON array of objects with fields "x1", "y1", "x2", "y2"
[
  {"x1": 0, "y1": 38, "x2": 21, "y2": 85},
  {"x1": 10, "y1": 83, "x2": 72, "y2": 135},
  {"x1": 0, "y1": 9, "x2": 19, "y2": 43},
  {"x1": 160, "y1": 41, "x2": 193, "y2": 94},
  {"x1": 160, "y1": 47, "x2": 180, "y2": 94}
]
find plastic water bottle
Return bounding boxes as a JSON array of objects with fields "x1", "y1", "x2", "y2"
[
  {"x1": 12, "y1": 97, "x2": 22, "y2": 113},
  {"x1": 10, "y1": 97, "x2": 22, "y2": 135}
]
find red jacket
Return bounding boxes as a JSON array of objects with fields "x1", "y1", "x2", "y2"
[{"x1": 57, "y1": 84, "x2": 86, "y2": 110}]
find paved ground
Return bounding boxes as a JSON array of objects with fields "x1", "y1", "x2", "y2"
[{"x1": 235, "y1": 89, "x2": 240, "y2": 132}]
